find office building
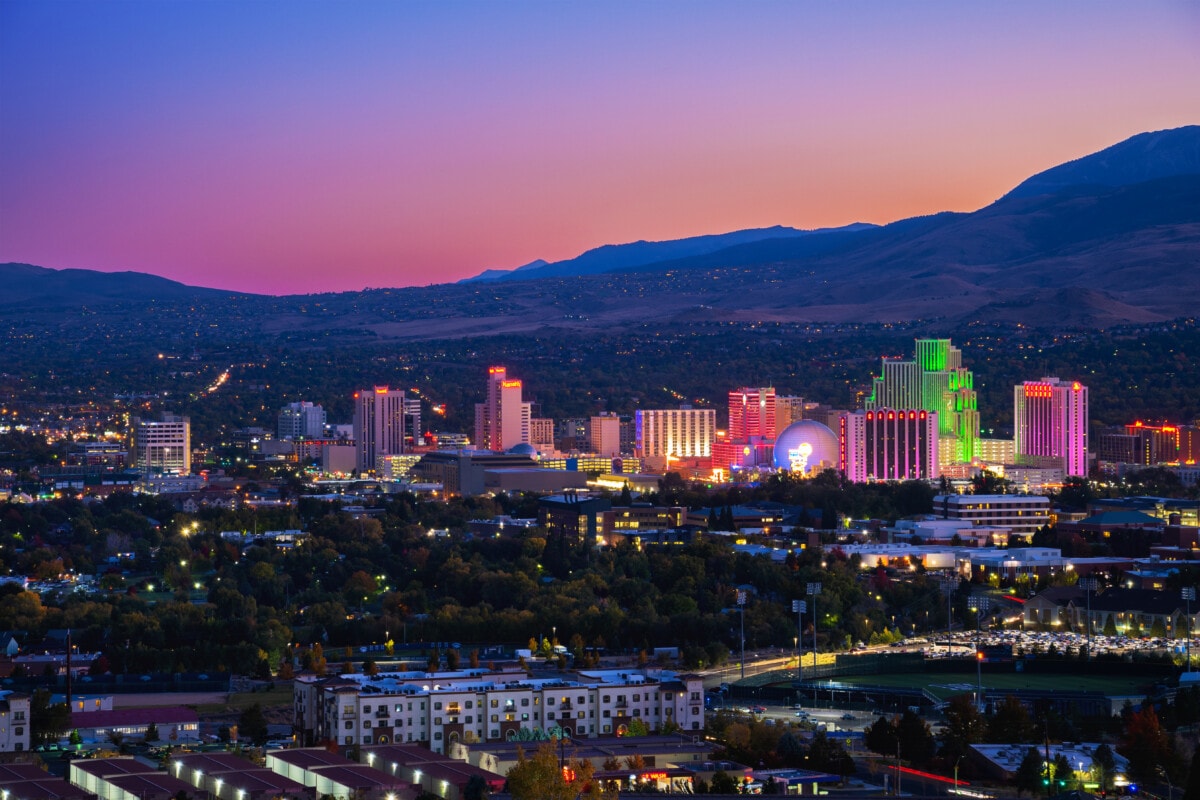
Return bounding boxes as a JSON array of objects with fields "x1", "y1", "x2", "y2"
[
  {"x1": 932, "y1": 493, "x2": 1051, "y2": 539},
  {"x1": 473, "y1": 367, "x2": 531, "y2": 452},
  {"x1": 1014, "y1": 377, "x2": 1088, "y2": 477},
  {"x1": 635, "y1": 407, "x2": 716, "y2": 471},
  {"x1": 277, "y1": 401, "x2": 327, "y2": 440},
  {"x1": 589, "y1": 413, "x2": 621, "y2": 457},
  {"x1": 530, "y1": 418, "x2": 555, "y2": 452},
  {"x1": 775, "y1": 395, "x2": 805, "y2": 430},
  {"x1": 353, "y1": 387, "x2": 412, "y2": 474},
  {"x1": 840, "y1": 408, "x2": 939, "y2": 482},
  {"x1": 866, "y1": 339, "x2": 979, "y2": 465},
  {"x1": 130, "y1": 413, "x2": 191, "y2": 476}
]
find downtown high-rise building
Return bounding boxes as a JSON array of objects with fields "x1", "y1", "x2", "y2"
[
  {"x1": 589, "y1": 413, "x2": 622, "y2": 457},
  {"x1": 714, "y1": 387, "x2": 777, "y2": 471},
  {"x1": 635, "y1": 407, "x2": 716, "y2": 470},
  {"x1": 473, "y1": 366, "x2": 531, "y2": 452},
  {"x1": 278, "y1": 401, "x2": 327, "y2": 440},
  {"x1": 866, "y1": 338, "x2": 979, "y2": 465},
  {"x1": 353, "y1": 387, "x2": 415, "y2": 473},
  {"x1": 1014, "y1": 377, "x2": 1088, "y2": 477},
  {"x1": 840, "y1": 408, "x2": 939, "y2": 482},
  {"x1": 131, "y1": 412, "x2": 191, "y2": 475}
]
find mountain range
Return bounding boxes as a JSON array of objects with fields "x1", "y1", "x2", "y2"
[{"x1": 3, "y1": 125, "x2": 1198, "y2": 335}]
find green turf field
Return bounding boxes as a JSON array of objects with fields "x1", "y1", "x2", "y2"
[{"x1": 825, "y1": 671, "x2": 1154, "y2": 701}]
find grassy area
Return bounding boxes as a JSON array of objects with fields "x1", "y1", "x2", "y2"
[
  {"x1": 194, "y1": 685, "x2": 293, "y2": 714},
  {"x1": 829, "y1": 671, "x2": 1153, "y2": 701}
]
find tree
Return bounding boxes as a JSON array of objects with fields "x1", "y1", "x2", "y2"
[
  {"x1": 1093, "y1": 743, "x2": 1116, "y2": 796},
  {"x1": 238, "y1": 702, "x2": 269, "y2": 746},
  {"x1": 1014, "y1": 747, "x2": 1044, "y2": 798},
  {"x1": 30, "y1": 689, "x2": 70, "y2": 746},
  {"x1": 710, "y1": 770, "x2": 739, "y2": 794},
  {"x1": 988, "y1": 695, "x2": 1036, "y2": 743},
  {"x1": 145, "y1": 722, "x2": 160, "y2": 743},
  {"x1": 864, "y1": 716, "x2": 898, "y2": 757},
  {"x1": 463, "y1": 775, "x2": 489, "y2": 800},
  {"x1": 505, "y1": 742, "x2": 613, "y2": 800},
  {"x1": 939, "y1": 694, "x2": 987, "y2": 763},
  {"x1": 897, "y1": 709, "x2": 936, "y2": 765},
  {"x1": 1053, "y1": 753, "x2": 1074, "y2": 790},
  {"x1": 362, "y1": 658, "x2": 379, "y2": 676},
  {"x1": 1183, "y1": 746, "x2": 1200, "y2": 800}
]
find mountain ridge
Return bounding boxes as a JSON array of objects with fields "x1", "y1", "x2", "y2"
[{"x1": 3, "y1": 126, "x2": 1199, "y2": 333}]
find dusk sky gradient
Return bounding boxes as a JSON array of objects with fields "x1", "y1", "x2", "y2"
[{"x1": 2, "y1": 1, "x2": 1199, "y2": 295}]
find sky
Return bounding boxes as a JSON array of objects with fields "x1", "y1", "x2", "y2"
[{"x1": 2, "y1": 1, "x2": 1198, "y2": 296}]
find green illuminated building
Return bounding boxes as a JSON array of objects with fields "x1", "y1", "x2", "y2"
[{"x1": 866, "y1": 339, "x2": 979, "y2": 464}]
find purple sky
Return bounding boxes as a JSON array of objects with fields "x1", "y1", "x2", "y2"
[{"x1": 2, "y1": 1, "x2": 1198, "y2": 295}]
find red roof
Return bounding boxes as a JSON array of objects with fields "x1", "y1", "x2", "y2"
[{"x1": 70, "y1": 706, "x2": 197, "y2": 728}]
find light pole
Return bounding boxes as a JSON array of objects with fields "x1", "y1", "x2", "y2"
[
  {"x1": 1184, "y1": 587, "x2": 1195, "y2": 673},
  {"x1": 940, "y1": 575, "x2": 960, "y2": 655},
  {"x1": 1081, "y1": 577, "x2": 1098, "y2": 662},
  {"x1": 807, "y1": 583, "x2": 822, "y2": 686},
  {"x1": 737, "y1": 589, "x2": 747, "y2": 680},
  {"x1": 792, "y1": 599, "x2": 806, "y2": 680},
  {"x1": 970, "y1": 595, "x2": 990, "y2": 709}
]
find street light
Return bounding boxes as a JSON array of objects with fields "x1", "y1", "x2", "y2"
[
  {"x1": 792, "y1": 599, "x2": 806, "y2": 680},
  {"x1": 807, "y1": 583, "x2": 822, "y2": 688},
  {"x1": 970, "y1": 595, "x2": 990, "y2": 709},
  {"x1": 1184, "y1": 587, "x2": 1195, "y2": 673},
  {"x1": 736, "y1": 590, "x2": 747, "y2": 680},
  {"x1": 1081, "y1": 577, "x2": 1098, "y2": 662},
  {"x1": 939, "y1": 575, "x2": 960, "y2": 655}
]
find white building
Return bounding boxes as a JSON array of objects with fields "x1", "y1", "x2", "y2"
[
  {"x1": 932, "y1": 493, "x2": 1051, "y2": 539},
  {"x1": 0, "y1": 690, "x2": 30, "y2": 752},
  {"x1": 635, "y1": 407, "x2": 716, "y2": 472},
  {"x1": 474, "y1": 367, "x2": 531, "y2": 452},
  {"x1": 294, "y1": 667, "x2": 705, "y2": 753},
  {"x1": 278, "y1": 401, "x2": 327, "y2": 440},
  {"x1": 130, "y1": 413, "x2": 190, "y2": 475},
  {"x1": 589, "y1": 413, "x2": 622, "y2": 457}
]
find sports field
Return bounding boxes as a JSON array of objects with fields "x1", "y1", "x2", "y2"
[{"x1": 828, "y1": 671, "x2": 1154, "y2": 701}]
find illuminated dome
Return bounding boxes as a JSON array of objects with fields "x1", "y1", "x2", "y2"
[
  {"x1": 773, "y1": 420, "x2": 839, "y2": 474},
  {"x1": 506, "y1": 442, "x2": 538, "y2": 456}
]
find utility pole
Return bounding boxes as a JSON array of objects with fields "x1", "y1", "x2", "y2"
[
  {"x1": 1184, "y1": 587, "x2": 1195, "y2": 673},
  {"x1": 807, "y1": 583, "x2": 822, "y2": 686},
  {"x1": 971, "y1": 596, "x2": 989, "y2": 710},
  {"x1": 940, "y1": 574, "x2": 959, "y2": 655},
  {"x1": 1081, "y1": 577, "x2": 1098, "y2": 662},
  {"x1": 792, "y1": 599, "x2": 806, "y2": 680},
  {"x1": 737, "y1": 589, "x2": 747, "y2": 680}
]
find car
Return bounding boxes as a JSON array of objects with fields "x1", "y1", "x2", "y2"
[
  {"x1": 751, "y1": 705, "x2": 767, "y2": 714},
  {"x1": 841, "y1": 713, "x2": 855, "y2": 720}
]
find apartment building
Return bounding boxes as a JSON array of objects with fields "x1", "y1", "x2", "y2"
[{"x1": 294, "y1": 668, "x2": 704, "y2": 753}]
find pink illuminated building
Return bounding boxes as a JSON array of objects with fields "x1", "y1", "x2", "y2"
[{"x1": 1014, "y1": 377, "x2": 1089, "y2": 477}]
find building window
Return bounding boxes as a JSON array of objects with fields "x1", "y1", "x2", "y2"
[
  {"x1": 345, "y1": 721, "x2": 353, "y2": 729},
  {"x1": 435, "y1": 732, "x2": 443, "y2": 740},
  {"x1": 364, "y1": 735, "x2": 371, "y2": 744},
  {"x1": 491, "y1": 699, "x2": 498, "y2": 708},
  {"x1": 364, "y1": 705, "x2": 372, "y2": 712},
  {"x1": 434, "y1": 702, "x2": 443, "y2": 710},
  {"x1": 364, "y1": 720, "x2": 372, "y2": 728},
  {"x1": 522, "y1": 698, "x2": 530, "y2": 707}
]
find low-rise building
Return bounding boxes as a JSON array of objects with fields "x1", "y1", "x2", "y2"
[
  {"x1": 293, "y1": 667, "x2": 705, "y2": 753},
  {"x1": 0, "y1": 689, "x2": 30, "y2": 752}
]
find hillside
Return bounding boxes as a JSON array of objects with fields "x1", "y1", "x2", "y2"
[{"x1": 3, "y1": 126, "x2": 1198, "y2": 336}]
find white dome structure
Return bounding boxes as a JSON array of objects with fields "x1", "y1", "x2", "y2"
[{"x1": 773, "y1": 420, "x2": 839, "y2": 475}]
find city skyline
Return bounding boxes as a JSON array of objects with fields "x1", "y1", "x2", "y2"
[{"x1": 2, "y1": 1, "x2": 1198, "y2": 295}]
